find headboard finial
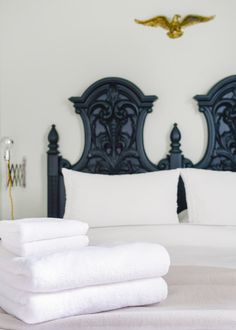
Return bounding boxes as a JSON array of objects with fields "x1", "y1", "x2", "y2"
[
  {"x1": 170, "y1": 123, "x2": 182, "y2": 154},
  {"x1": 48, "y1": 124, "x2": 59, "y2": 155}
]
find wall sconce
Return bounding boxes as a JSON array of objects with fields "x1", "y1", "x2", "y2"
[
  {"x1": 1, "y1": 137, "x2": 14, "y2": 161},
  {"x1": 0, "y1": 137, "x2": 26, "y2": 188},
  {"x1": 1, "y1": 137, "x2": 15, "y2": 220},
  {"x1": 7, "y1": 158, "x2": 26, "y2": 188}
]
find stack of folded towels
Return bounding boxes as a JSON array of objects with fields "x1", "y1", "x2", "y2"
[{"x1": 0, "y1": 218, "x2": 170, "y2": 324}]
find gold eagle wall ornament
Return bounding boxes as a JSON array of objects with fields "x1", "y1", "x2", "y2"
[{"x1": 135, "y1": 15, "x2": 215, "y2": 39}]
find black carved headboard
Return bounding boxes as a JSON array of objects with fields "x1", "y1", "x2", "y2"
[
  {"x1": 47, "y1": 75, "x2": 236, "y2": 218},
  {"x1": 68, "y1": 78, "x2": 158, "y2": 174},
  {"x1": 194, "y1": 75, "x2": 236, "y2": 170}
]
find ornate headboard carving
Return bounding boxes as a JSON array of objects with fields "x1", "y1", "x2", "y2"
[
  {"x1": 47, "y1": 76, "x2": 236, "y2": 218},
  {"x1": 194, "y1": 75, "x2": 236, "y2": 170},
  {"x1": 68, "y1": 77, "x2": 158, "y2": 174},
  {"x1": 47, "y1": 77, "x2": 190, "y2": 218}
]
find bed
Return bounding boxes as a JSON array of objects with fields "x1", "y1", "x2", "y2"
[{"x1": 1, "y1": 76, "x2": 236, "y2": 329}]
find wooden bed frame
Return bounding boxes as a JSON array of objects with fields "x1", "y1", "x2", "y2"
[{"x1": 47, "y1": 75, "x2": 236, "y2": 218}]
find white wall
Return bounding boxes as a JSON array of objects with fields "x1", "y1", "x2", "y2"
[{"x1": 0, "y1": 0, "x2": 236, "y2": 219}]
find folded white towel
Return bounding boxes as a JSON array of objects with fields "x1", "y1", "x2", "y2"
[
  {"x1": 1, "y1": 235, "x2": 89, "y2": 257},
  {"x1": 0, "y1": 218, "x2": 88, "y2": 243},
  {"x1": 0, "y1": 277, "x2": 168, "y2": 324},
  {"x1": 0, "y1": 243, "x2": 170, "y2": 292}
]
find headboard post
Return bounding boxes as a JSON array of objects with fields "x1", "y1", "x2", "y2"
[{"x1": 47, "y1": 125, "x2": 60, "y2": 218}]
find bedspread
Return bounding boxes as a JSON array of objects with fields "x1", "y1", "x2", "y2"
[{"x1": 0, "y1": 265, "x2": 236, "y2": 330}]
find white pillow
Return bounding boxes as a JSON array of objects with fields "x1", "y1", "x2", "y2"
[
  {"x1": 178, "y1": 209, "x2": 189, "y2": 223},
  {"x1": 63, "y1": 169, "x2": 180, "y2": 227},
  {"x1": 181, "y1": 168, "x2": 236, "y2": 225}
]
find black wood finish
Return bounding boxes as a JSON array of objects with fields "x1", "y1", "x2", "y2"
[
  {"x1": 68, "y1": 77, "x2": 158, "y2": 174},
  {"x1": 47, "y1": 125, "x2": 60, "y2": 218},
  {"x1": 194, "y1": 75, "x2": 236, "y2": 171},
  {"x1": 47, "y1": 77, "x2": 189, "y2": 218},
  {"x1": 157, "y1": 123, "x2": 193, "y2": 170},
  {"x1": 48, "y1": 75, "x2": 236, "y2": 218}
]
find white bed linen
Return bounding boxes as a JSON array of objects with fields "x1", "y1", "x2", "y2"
[
  {"x1": 89, "y1": 224, "x2": 236, "y2": 248},
  {"x1": 88, "y1": 225, "x2": 236, "y2": 269},
  {"x1": 63, "y1": 168, "x2": 180, "y2": 226},
  {"x1": 168, "y1": 245, "x2": 236, "y2": 269},
  {"x1": 180, "y1": 168, "x2": 236, "y2": 225}
]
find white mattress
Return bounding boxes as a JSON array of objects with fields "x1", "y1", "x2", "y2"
[
  {"x1": 89, "y1": 223, "x2": 236, "y2": 248},
  {"x1": 89, "y1": 224, "x2": 236, "y2": 268}
]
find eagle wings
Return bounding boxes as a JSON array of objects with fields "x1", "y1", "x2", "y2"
[{"x1": 135, "y1": 16, "x2": 170, "y2": 29}]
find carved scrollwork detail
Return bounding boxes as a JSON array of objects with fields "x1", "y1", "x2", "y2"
[
  {"x1": 182, "y1": 158, "x2": 193, "y2": 168},
  {"x1": 87, "y1": 88, "x2": 141, "y2": 173},
  {"x1": 195, "y1": 77, "x2": 236, "y2": 171},
  {"x1": 69, "y1": 78, "x2": 157, "y2": 174},
  {"x1": 157, "y1": 157, "x2": 170, "y2": 170},
  {"x1": 60, "y1": 158, "x2": 72, "y2": 170}
]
